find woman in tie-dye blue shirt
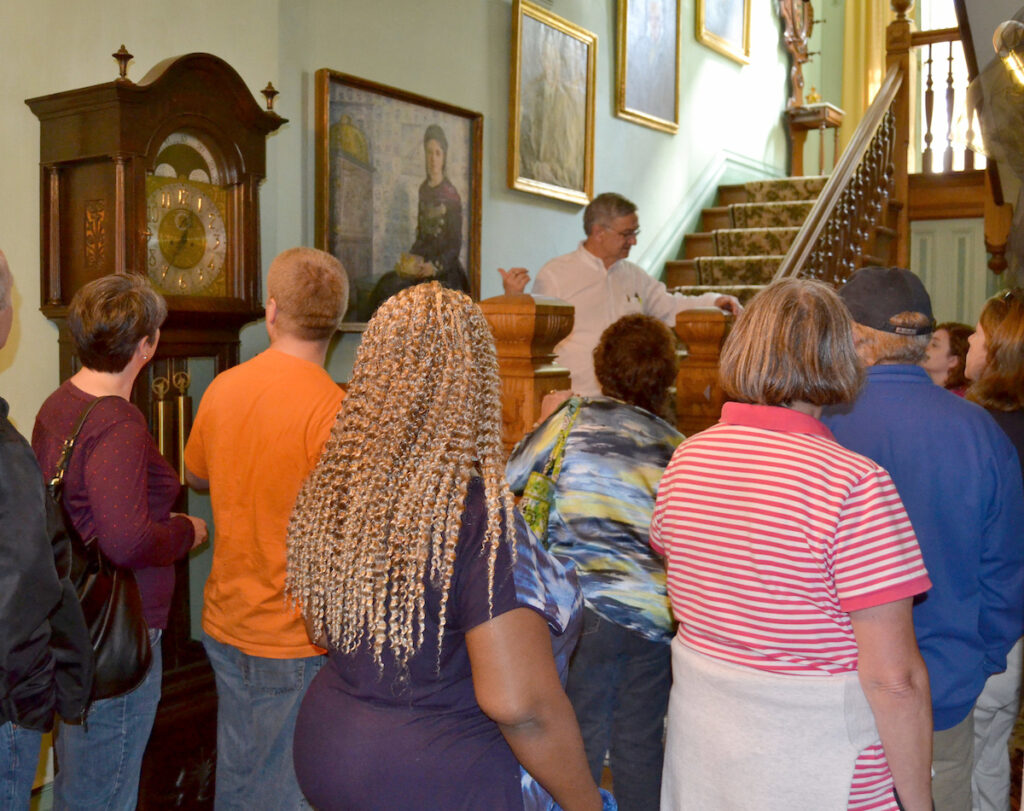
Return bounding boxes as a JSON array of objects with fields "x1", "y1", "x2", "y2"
[{"x1": 506, "y1": 314, "x2": 682, "y2": 811}]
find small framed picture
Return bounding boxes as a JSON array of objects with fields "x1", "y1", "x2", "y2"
[
  {"x1": 314, "y1": 69, "x2": 483, "y2": 328},
  {"x1": 616, "y1": 0, "x2": 681, "y2": 133},
  {"x1": 508, "y1": 0, "x2": 596, "y2": 206},
  {"x1": 696, "y1": 0, "x2": 751, "y2": 65}
]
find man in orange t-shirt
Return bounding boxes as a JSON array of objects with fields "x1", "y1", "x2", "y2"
[{"x1": 184, "y1": 247, "x2": 347, "y2": 810}]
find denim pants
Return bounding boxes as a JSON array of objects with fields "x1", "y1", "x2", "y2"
[
  {"x1": 565, "y1": 608, "x2": 671, "y2": 811},
  {"x1": 54, "y1": 629, "x2": 163, "y2": 811},
  {"x1": 202, "y1": 633, "x2": 324, "y2": 811},
  {"x1": 0, "y1": 722, "x2": 42, "y2": 811}
]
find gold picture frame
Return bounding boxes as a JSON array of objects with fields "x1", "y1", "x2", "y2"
[
  {"x1": 696, "y1": 0, "x2": 751, "y2": 65},
  {"x1": 616, "y1": 0, "x2": 681, "y2": 134},
  {"x1": 314, "y1": 69, "x2": 483, "y2": 329},
  {"x1": 508, "y1": 0, "x2": 596, "y2": 206}
]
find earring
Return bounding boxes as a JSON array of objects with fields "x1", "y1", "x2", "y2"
[{"x1": 142, "y1": 354, "x2": 148, "y2": 360}]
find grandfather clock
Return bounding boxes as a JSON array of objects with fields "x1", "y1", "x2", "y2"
[{"x1": 26, "y1": 48, "x2": 285, "y2": 808}]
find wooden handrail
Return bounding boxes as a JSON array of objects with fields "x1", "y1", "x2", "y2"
[
  {"x1": 774, "y1": 64, "x2": 903, "y2": 283},
  {"x1": 910, "y1": 27, "x2": 960, "y2": 47}
]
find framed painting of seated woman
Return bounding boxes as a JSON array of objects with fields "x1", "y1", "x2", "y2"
[{"x1": 314, "y1": 69, "x2": 483, "y2": 327}]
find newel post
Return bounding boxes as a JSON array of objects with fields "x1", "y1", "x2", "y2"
[
  {"x1": 888, "y1": 0, "x2": 914, "y2": 268},
  {"x1": 479, "y1": 294, "x2": 573, "y2": 455},
  {"x1": 674, "y1": 308, "x2": 733, "y2": 437}
]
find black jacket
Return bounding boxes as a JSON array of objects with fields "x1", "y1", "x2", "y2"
[{"x1": 0, "y1": 396, "x2": 93, "y2": 730}]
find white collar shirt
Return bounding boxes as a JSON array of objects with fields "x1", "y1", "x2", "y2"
[{"x1": 532, "y1": 243, "x2": 719, "y2": 395}]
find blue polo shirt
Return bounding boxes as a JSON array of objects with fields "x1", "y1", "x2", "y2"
[{"x1": 824, "y1": 364, "x2": 1024, "y2": 730}]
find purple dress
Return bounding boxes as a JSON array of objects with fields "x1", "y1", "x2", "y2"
[{"x1": 292, "y1": 478, "x2": 582, "y2": 810}]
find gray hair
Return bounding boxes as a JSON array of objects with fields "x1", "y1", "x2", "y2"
[
  {"x1": 0, "y1": 250, "x2": 12, "y2": 310},
  {"x1": 583, "y1": 193, "x2": 637, "y2": 236}
]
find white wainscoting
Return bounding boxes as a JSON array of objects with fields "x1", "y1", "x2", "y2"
[{"x1": 910, "y1": 218, "x2": 1001, "y2": 325}]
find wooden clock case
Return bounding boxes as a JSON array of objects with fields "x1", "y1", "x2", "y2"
[{"x1": 27, "y1": 51, "x2": 285, "y2": 808}]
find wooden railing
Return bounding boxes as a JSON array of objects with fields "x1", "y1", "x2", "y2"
[
  {"x1": 915, "y1": 26, "x2": 977, "y2": 174},
  {"x1": 774, "y1": 2, "x2": 1010, "y2": 283},
  {"x1": 773, "y1": 64, "x2": 902, "y2": 285}
]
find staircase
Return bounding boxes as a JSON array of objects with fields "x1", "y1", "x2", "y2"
[{"x1": 663, "y1": 175, "x2": 897, "y2": 302}]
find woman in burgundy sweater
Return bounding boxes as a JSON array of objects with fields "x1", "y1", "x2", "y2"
[{"x1": 32, "y1": 274, "x2": 207, "y2": 811}]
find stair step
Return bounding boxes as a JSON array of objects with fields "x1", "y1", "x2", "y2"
[
  {"x1": 701, "y1": 206, "x2": 732, "y2": 231},
  {"x1": 743, "y1": 176, "x2": 828, "y2": 203},
  {"x1": 666, "y1": 257, "x2": 782, "y2": 287},
  {"x1": 730, "y1": 201, "x2": 814, "y2": 229},
  {"x1": 684, "y1": 227, "x2": 800, "y2": 260},
  {"x1": 717, "y1": 184, "x2": 750, "y2": 206},
  {"x1": 693, "y1": 255, "x2": 783, "y2": 286},
  {"x1": 670, "y1": 284, "x2": 767, "y2": 306},
  {"x1": 683, "y1": 233, "x2": 715, "y2": 259},
  {"x1": 711, "y1": 227, "x2": 800, "y2": 258},
  {"x1": 665, "y1": 260, "x2": 699, "y2": 288}
]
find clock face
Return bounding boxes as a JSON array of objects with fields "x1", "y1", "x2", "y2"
[
  {"x1": 146, "y1": 179, "x2": 227, "y2": 295},
  {"x1": 146, "y1": 130, "x2": 230, "y2": 296}
]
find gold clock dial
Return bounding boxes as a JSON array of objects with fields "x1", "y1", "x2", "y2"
[{"x1": 146, "y1": 180, "x2": 227, "y2": 295}]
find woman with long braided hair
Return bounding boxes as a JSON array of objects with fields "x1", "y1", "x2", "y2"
[{"x1": 287, "y1": 282, "x2": 609, "y2": 811}]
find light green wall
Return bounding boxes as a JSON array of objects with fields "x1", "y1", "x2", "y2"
[
  {"x1": 1, "y1": 0, "x2": 788, "y2": 431},
  {"x1": 0, "y1": 0, "x2": 279, "y2": 432}
]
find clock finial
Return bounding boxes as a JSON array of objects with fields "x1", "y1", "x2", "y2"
[
  {"x1": 261, "y1": 82, "x2": 279, "y2": 112},
  {"x1": 112, "y1": 45, "x2": 134, "y2": 81}
]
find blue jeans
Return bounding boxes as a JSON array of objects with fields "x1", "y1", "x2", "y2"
[
  {"x1": 565, "y1": 608, "x2": 671, "y2": 811},
  {"x1": 54, "y1": 629, "x2": 163, "y2": 811},
  {"x1": 0, "y1": 722, "x2": 42, "y2": 811},
  {"x1": 202, "y1": 633, "x2": 324, "y2": 811}
]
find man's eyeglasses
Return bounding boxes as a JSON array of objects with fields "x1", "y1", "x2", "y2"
[{"x1": 604, "y1": 226, "x2": 641, "y2": 240}]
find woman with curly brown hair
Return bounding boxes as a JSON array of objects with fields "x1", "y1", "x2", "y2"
[
  {"x1": 506, "y1": 313, "x2": 682, "y2": 810},
  {"x1": 922, "y1": 321, "x2": 973, "y2": 394},
  {"x1": 287, "y1": 282, "x2": 609, "y2": 811},
  {"x1": 964, "y1": 289, "x2": 1024, "y2": 811}
]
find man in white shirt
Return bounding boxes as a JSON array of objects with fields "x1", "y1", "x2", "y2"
[{"x1": 501, "y1": 192, "x2": 740, "y2": 395}]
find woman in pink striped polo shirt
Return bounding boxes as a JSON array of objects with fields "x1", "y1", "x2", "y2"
[{"x1": 651, "y1": 278, "x2": 933, "y2": 811}]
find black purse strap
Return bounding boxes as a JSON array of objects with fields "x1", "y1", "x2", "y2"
[{"x1": 49, "y1": 396, "x2": 119, "y2": 495}]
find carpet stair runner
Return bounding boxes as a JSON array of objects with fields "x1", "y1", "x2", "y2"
[{"x1": 665, "y1": 176, "x2": 828, "y2": 304}]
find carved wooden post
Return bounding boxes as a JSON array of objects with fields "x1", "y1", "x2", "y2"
[
  {"x1": 985, "y1": 169, "x2": 1012, "y2": 274},
  {"x1": 888, "y1": 0, "x2": 914, "y2": 267},
  {"x1": 480, "y1": 294, "x2": 573, "y2": 455},
  {"x1": 674, "y1": 308, "x2": 732, "y2": 437}
]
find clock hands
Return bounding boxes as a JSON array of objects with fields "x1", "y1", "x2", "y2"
[{"x1": 166, "y1": 211, "x2": 197, "y2": 267}]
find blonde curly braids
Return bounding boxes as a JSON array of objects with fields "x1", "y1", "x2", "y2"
[{"x1": 286, "y1": 282, "x2": 516, "y2": 669}]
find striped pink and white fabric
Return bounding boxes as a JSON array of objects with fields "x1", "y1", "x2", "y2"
[{"x1": 651, "y1": 402, "x2": 931, "y2": 810}]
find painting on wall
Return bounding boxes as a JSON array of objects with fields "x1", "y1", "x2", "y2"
[
  {"x1": 616, "y1": 0, "x2": 680, "y2": 133},
  {"x1": 314, "y1": 69, "x2": 483, "y2": 328},
  {"x1": 508, "y1": 0, "x2": 596, "y2": 206},
  {"x1": 696, "y1": 0, "x2": 751, "y2": 64}
]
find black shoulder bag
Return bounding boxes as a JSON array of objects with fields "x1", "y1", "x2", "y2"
[{"x1": 48, "y1": 396, "x2": 152, "y2": 702}]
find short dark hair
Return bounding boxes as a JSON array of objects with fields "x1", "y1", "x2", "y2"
[
  {"x1": 720, "y1": 278, "x2": 863, "y2": 406},
  {"x1": 593, "y1": 314, "x2": 678, "y2": 420},
  {"x1": 583, "y1": 193, "x2": 637, "y2": 236},
  {"x1": 268, "y1": 247, "x2": 349, "y2": 341},
  {"x1": 967, "y1": 290, "x2": 1024, "y2": 411},
  {"x1": 69, "y1": 274, "x2": 167, "y2": 373}
]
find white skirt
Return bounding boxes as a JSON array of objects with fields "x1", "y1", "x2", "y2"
[{"x1": 660, "y1": 638, "x2": 880, "y2": 810}]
